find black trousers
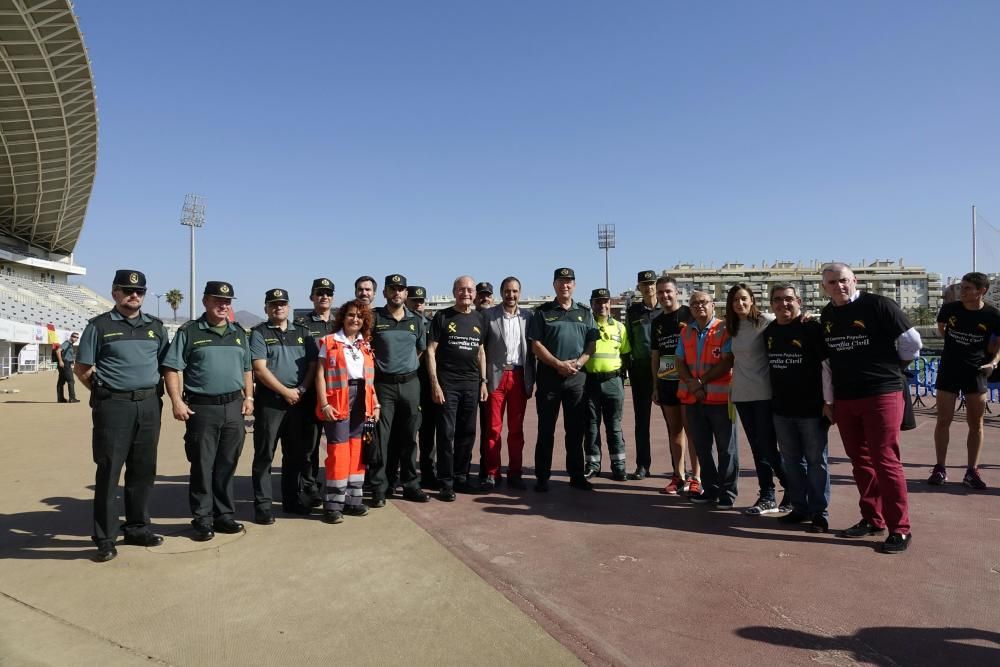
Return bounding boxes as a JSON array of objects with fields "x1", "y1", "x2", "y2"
[
  {"x1": 299, "y1": 389, "x2": 323, "y2": 503},
  {"x1": 183, "y1": 398, "x2": 246, "y2": 525},
  {"x1": 436, "y1": 384, "x2": 479, "y2": 490},
  {"x1": 534, "y1": 368, "x2": 587, "y2": 481},
  {"x1": 370, "y1": 376, "x2": 422, "y2": 496},
  {"x1": 630, "y1": 360, "x2": 654, "y2": 470},
  {"x1": 57, "y1": 363, "x2": 76, "y2": 401},
  {"x1": 91, "y1": 393, "x2": 160, "y2": 545},
  {"x1": 418, "y1": 369, "x2": 438, "y2": 481},
  {"x1": 252, "y1": 391, "x2": 310, "y2": 511}
]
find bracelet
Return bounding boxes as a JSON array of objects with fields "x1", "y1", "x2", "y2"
[{"x1": 320, "y1": 404, "x2": 331, "y2": 410}]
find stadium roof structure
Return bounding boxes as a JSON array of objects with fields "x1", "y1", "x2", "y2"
[{"x1": 0, "y1": 0, "x2": 97, "y2": 256}]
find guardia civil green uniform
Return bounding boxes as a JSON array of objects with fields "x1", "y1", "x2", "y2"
[
  {"x1": 370, "y1": 274, "x2": 427, "y2": 502},
  {"x1": 250, "y1": 288, "x2": 317, "y2": 519},
  {"x1": 527, "y1": 268, "x2": 597, "y2": 487},
  {"x1": 76, "y1": 269, "x2": 168, "y2": 552},
  {"x1": 293, "y1": 277, "x2": 337, "y2": 508},
  {"x1": 162, "y1": 281, "x2": 251, "y2": 532},
  {"x1": 625, "y1": 270, "x2": 661, "y2": 478},
  {"x1": 584, "y1": 288, "x2": 631, "y2": 478},
  {"x1": 407, "y1": 286, "x2": 438, "y2": 486}
]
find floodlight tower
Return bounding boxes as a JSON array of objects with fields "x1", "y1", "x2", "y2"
[
  {"x1": 598, "y1": 224, "x2": 616, "y2": 291},
  {"x1": 180, "y1": 194, "x2": 206, "y2": 321}
]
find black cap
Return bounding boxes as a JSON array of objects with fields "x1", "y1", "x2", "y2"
[
  {"x1": 591, "y1": 288, "x2": 611, "y2": 300},
  {"x1": 476, "y1": 281, "x2": 493, "y2": 295},
  {"x1": 311, "y1": 278, "x2": 334, "y2": 293},
  {"x1": 385, "y1": 274, "x2": 408, "y2": 288},
  {"x1": 204, "y1": 281, "x2": 235, "y2": 299},
  {"x1": 554, "y1": 267, "x2": 576, "y2": 280},
  {"x1": 112, "y1": 269, "x2": 146, "y2": 289},
  {"x1": 637, "y1": 270, "x2": 656, "y2": 284},
  {"x1": 408, "y1": 286, "x2": 427, "y2": 301},
  {"x1": 265, "y1": 288, "x2": 289, "y2": 304}
]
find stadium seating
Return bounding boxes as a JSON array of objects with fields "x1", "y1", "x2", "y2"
[{"x1": 0, "y1": 274, "x2": 113, "y2": 331}]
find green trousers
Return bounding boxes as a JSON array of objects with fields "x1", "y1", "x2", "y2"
[{"x1": 584, "y1": 374, "x2": 626, "y2": 473}]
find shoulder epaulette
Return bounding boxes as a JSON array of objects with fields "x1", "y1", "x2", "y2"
[{"x1": 177, "y1": 320, "x2": 197, "y2": 332}]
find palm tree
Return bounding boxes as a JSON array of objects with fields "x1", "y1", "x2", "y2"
[{"x1": 165, "y1": 289, "x2": 184, "y2": 322}]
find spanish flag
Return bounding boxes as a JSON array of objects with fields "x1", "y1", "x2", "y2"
[{"x1": 46, "y1": 323, "x2": 59, "y2": 345}]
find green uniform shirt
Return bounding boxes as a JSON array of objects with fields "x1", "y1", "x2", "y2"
[
  {"x1": 294, "y1": 311, "x2": 336, "y2": 340},
  {"x1": 77, "y1": 309, "x2": 168, "y2": 391},
  {"x1": 625, "y1": 300, "x2": 662, "y2": 360},
  {"x1": 372, "y1": 306, "x2": 426, "y2": 375},
  {"x1": 59, "y1": 340, "x2": 76, "y2": 364},
  {"x1": 585, "y1": 317, "x2": 630, "y2": 373},
  {"x1": 249, "y1": 320, "x2": 316, "y2": 388},
  {"x1": 527, "y1": 300, "x2": 596, "y2": 361},
  {"x1": 162, "y1": 315, "x2": 251, "y2": 395}
]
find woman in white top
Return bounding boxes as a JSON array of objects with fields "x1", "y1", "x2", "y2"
[{"x1": 725, "y1": 283, "x2": 788, "y2": 515}]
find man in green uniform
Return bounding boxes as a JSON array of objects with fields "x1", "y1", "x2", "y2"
[
  {"x1": 527, "y1": 267, "x2": 596, "y2": 492},
  {"x1": 163, "y1": 281, "x2": 253, "y2": 541},
  {"x1": 293, "y1": 277, "x2": 336, "y2": 510},
  {"x1": 625, "y1": 269, "x2": 661, "y2": 479},
  {"x1": 74, "y1": 269, "x2": 168, "y2": 562},
  {"x1": 249, "y1": 288, "x2": 317, "y2": 525},
  {"x1": 583, "y1": 288, "x2": 631, "y2": 481},
  {"x1": 370, "y1": 274, "x2": 429, "y2": 506},
  {"x1": 56, "y1": 331, "x2": 80, "y2": 402},
  {"x1": 407, "y1": 285, "x2": 438, "y2": 488}
]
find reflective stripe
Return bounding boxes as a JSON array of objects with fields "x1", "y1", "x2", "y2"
[{"x1": 610, "y1": 452, "x2": 626, "y2": 462}]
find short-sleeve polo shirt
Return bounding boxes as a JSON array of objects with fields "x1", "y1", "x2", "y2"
[
  {"x1": 527, "y1": 300, "x2": 596, "y2": 361},
  {"x1": 162, "y1": 315, "x2": 251, "y2": 395},
  {"x1": 372, "y1": 306, "x2": 426, "y2": 375},
  {"x1": 77, "y1": 309, "x2": 168, "y2": 391},
  {"x1": 250, "y1": 320, "x2": 316, "y2": 388}
]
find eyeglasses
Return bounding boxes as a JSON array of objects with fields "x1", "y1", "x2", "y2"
[
  {"x1": 771, "y1": 296, "x2": 797, "y2": 304},
  {"x1": 690, "y1": 300, "x2": 712, "y2": 308},
  {"x1": 314, "y1": 290, "x2": 333, "y2": 297},
  {"x1": 122, "y1": 288, "x2": 146, "y2": 296}
]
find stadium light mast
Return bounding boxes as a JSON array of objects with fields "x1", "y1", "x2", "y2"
[
  {"x1": 597, "y1": 223, "x2": 616, "y2": 291},
  {"x1": 180, "y1": 194, "x2": 206, "y2": 321}
]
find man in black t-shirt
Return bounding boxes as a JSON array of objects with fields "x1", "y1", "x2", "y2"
[
  {"x1": 820, "y1": 263, "x2": 922, "y2": 554},
  {"x1": 649, "y1": 276, "x2": 700, "y2": 495},
  {"x1": 426, "y1": 275, "x2": 487, "y2": 500},
  {"x1": 765, "y1": 283, "x2": 831, "y2": 533},
  {"x1": 930, "y1": 272, "x2": 1000, "y2": 490}
]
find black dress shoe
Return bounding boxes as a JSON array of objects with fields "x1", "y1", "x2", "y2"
[
  {"x1": 402, "y1": 488, "x2": 430, "y2": 503},
  {"x1": 627, "y1": 467, "x2": 648, "y2": 481},
  {"x1": 343, "y1": 504, "x2": 369, "y2": 516},
  {"x1": 611, "y1": 469, "x2": 627, "y2": 482},
  {"x1": 369, "y1": 495, "x2": 386, "y2": 508},
  {"x1": 438, "y1": 488, "x2": 456, "y2": 502},
  {"x1": 777, "y1": 510, "x2": 810, "y2": 525},
  {"x1": 94, "y1": 543, "x2": 117, "y2": 562},
  {"x1": 192, "y1": 524, "x2": 215, "y2": 542},
  {"x1": 881, "y1": 532, "x2": 912, "y2": 554},
  {"x1": 807, "y1": 515, "x2": 829, "y2": 534},
  {"x1": 838, "y1": 518, "x2": 886, "y2": 538},
  {"x1": 214, "y1": 518, "x2": 244, "y2": 534},
  {"x1": 69, "y1": 398, "x2": 81, "y2": 403},
  {"x1": 122, "y1": 532, "x2": 164, "y2": 547},
  {"x1": 534, "y1": 479, "x2": 550, "y2": 493},
  {"x1": 253, "y1": 509, "x2": 276, "y2": 525},
  {"x1": 569, "y1": 476, "x2": 594, "y2": 491},
  {"x1": 507, "y1": 476, "x2": 527, "y2": 490}
]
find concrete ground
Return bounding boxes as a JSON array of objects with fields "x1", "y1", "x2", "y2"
[{"x1": 1, "y1": 371, "x2": 999, "y2": 666}]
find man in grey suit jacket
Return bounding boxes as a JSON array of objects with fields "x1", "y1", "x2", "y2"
[{"x1": 482, "y1": 277, "x2": 535, "y2": 490}]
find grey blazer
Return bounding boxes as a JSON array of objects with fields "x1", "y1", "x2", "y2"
[{"x1": 483, "y1": 304, "x2": 535, "y2": 394}]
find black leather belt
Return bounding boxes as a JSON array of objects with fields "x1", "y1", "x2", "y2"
[
  {"x1": 375, "y1": 370, "x2": 417, "y2": 384},
  {"x1": 348, "y1": 378, "x2": 364, "y2": 386},
  {"x1": 590, "y1": 370, "x2": 621, "y2": 382},
  {"x1": 501, "y1": 364, "x2": 523, "y2": 371},
  {"x1": 185, "y1": 390, "x2": 244, "y2": 405},
  {"x1": 96, "y1": 386, "x2": 157, "y2": 401}
]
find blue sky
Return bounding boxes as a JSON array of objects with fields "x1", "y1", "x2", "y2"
[{"x1": 71, "y1": 1, "x2": 1000, "y2": 312}]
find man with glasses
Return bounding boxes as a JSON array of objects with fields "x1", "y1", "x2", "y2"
[
  {"x1": 625, "y1": 270, "x2": 661, "y2": 480},
  {"x1": 294, "y1": 278, "x2": 337, "y2": 511},
  {"x1": 675, "y1": 291, "x2": 738, "y2": 508},
  {"x1": 163, "y1": 281, "x2": 253, "y2": 542},
  {"x1": 74, "y1": 270, "x2": 168, "y2": 562},
  {"x1": 249, "y1": 289, "x2": 317, "y2": 525},
  {"x1": 583, "y1": 288, "x2": 630, "y2": 481},
  {"x1": 528, "y1": 267, "x2": 596, "y2": 492}
]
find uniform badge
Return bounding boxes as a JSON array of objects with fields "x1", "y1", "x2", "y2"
[
  {"x1": 824, "y1": 322, "x2": 832, "y2": 334},
  {"x1": 297, "y1": 337, "x2": 304, "y2": 344},
  {"x1": 273, "y1": 289, "x2": 283, "y2": 298},
  {"x1": 236, "y1": 337, "x2": 241, "y2": 344},
  {"x1": 416, "y1": 288, "x2": 425, "y2": 296},
  {"x1": 148, "y1": 330, "x2": 156, "y2": 339},
  {"x1": 321, "y1": 279, "x2": 331, "y2": 286},
  {"x1": 560, "y1": 268, "x2": 570, "y2": 276},
  {"x1": 448, "y1": 322, "x2": 457, "y2": 333},
  {"x1": 577, "y1": 315, "x2": 582, "y2": 321},
  {"x1": 409, "y1": 324, "x2": 415, "y2": 331},
  {"x1": 711, "y1": 347, "x2": 722, "y2": 359},
  {"x1": 391, "y1": 275, "x2": 402, "y2": 284},
  {"x1": 220, "y1": 284, "x2": 231, "y2": 294},
  {"x1": 129, "y1": 272, "x2": 139, "y2": 284}
]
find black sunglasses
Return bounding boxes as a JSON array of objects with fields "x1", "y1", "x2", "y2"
[
  {"x1": 122, "y1": 288, "x2": 146, "y2": 296},
  {"x1": 314, "y1": 290, "x2": 334, "y2": 297}
]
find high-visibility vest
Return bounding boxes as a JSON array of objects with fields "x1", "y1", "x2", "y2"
[
  {"x1": 676, "y1": 318, "x2": 732, "y2": 405},
  {"x1": 316, "y1": 335, "x2": 377, "y2": 421},
  {"x1": 585, "y1": 317, "x2": 630, "y2": 373}
]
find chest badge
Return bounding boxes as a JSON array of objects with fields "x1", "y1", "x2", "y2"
[
  {"x1": 297, "y1": 337, "x2": 304, "y2": 344},
  {"x1": 711, "y1": 347, "x2": 722, "y2": 359},
  {"x1": 147, "y1": 330, "x2": 156, "y2": 339},
  {"x1": 577, "y1": 315, "x2": 583, "y2": 321},
  {"x1": 851, "y1": 320, "x2": 866, "y2": 330},
  {"x1": 791, "y1": 339, "x2": 802, "y2": 348},
  {"x1": 824, "y1": 322, "x2": 832, "y2": 334},
  {"x1": 236, "y1": 337, "x2": 241, "y2": 344},
  {"x1": 448, "y1": 322, "x2": 457, "y2": 333},
  {"x1": 409, "y1": 324, "x2": 415, "y2": 331},
  {"x1": 767, "y1": 337, "x2": 772, "y2": 350},
  {"x1": 472, "y1": 326, "x2": 480, "y2": 334}
]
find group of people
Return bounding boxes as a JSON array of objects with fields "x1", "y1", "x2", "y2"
[{"x1": 67, "y1": 264, "x2": 998, "y2": 562}]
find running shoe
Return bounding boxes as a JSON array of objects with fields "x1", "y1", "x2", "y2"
[
  {"x1": 744, "y1": 497, "x2": 779, "y2": 515},
  {"x1": 660, "y1": 475, "x2": 684, "y2": 495},
  {"x1": 927, "y1": 464, "x2": 947, "y2": 486},
  {"x1": 777, "y1": 493, "x2": 792, "y2": 513},
  {"x1": 963, "y1": 467, "x2": 987, "y2": 490}
]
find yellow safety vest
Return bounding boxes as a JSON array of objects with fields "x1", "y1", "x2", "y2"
[{"x1": 585, "y1": 317, "x2": 630, "y2": 373}]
